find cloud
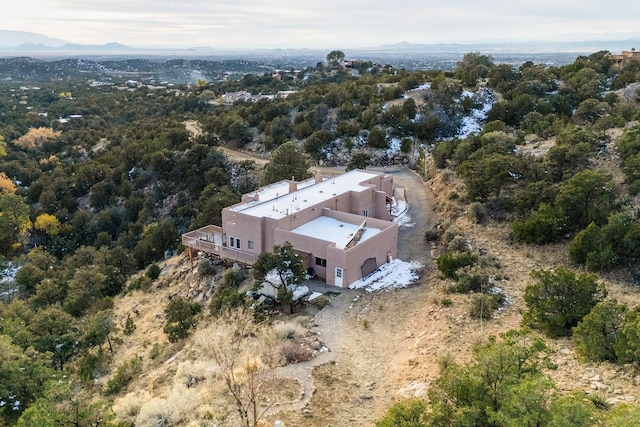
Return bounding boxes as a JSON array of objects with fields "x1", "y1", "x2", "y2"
[{"x1": 5, "y1": 0, "x2": 640, "y2": 48}]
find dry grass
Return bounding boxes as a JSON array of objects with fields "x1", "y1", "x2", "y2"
[{"x1": 271, "y1": 318, "x2": 308, "y2": 340}]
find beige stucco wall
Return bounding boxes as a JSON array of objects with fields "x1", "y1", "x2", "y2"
[
  {"x1": 271, "y1": 208, "x2": 398, "y2": 287},
  {"x1": 209, "y1": 170, "x2": 398, "y2": 284}
]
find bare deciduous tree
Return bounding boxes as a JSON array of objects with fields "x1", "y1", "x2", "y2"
[{"x1": 201, "y1": 311, "x2": 273, "y2": 427}]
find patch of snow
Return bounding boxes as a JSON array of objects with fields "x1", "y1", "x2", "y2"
[
  {"x1": 409, "y1": 83, "x2": 431, "y2": 92},
  {"x1": 293, "y1": 216, "x2": 382, "y2": 249},
  {"x1": 0, "y1": 262, "x2": 20, "y2": 299},
  {"x1": 391, "y1": 198, "x2": 414, "y2": 229},
  {"x1": 0, "y1": 263, "x2": 19, "y2": 284},
  {"x1": 265, "y1": 268, "x2": 293, "y2": 287},
  {"x1": 292, "y1": 285, "x2": 309, "y2": 301},
  {"x1": 388, "y1": 138, "x2": 402, "y2": 153},
  {"x1": 456, "y1": 87, "x2": 494, "y2": 139},
  {"x1": 349, "y1": 259, "x2": 421, "y2": 292},
  {"x1": 307, "y1": 292, "x2": 323, "y2": 302}
]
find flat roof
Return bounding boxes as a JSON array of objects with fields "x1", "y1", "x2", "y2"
[
  {"x1": 229, "y1": 170, "x2": 382, "y2": 219},
  {"x1": 290, "y1": 216, "x2": 381, "y2": 250}
]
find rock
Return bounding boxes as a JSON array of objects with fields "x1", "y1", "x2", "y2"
[
  {"x1": 396, "y1": 381, "x2": 429, "y2": 399},
  {"x1": 606, "y1": 397, "x2": 621, "y2": 406},
  {"x1": 592, "y1": 381, "x2": 607, "y2": 391}
]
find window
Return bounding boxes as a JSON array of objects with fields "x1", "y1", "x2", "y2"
[
  {"x1": 229, "y1": 236, "x2": 240, "y2": 249},
  {"x1": 363, "y1": 209, "x2": 369, "y2": 217},
  {"x1": 248, "y1": 240, "x2": 254, "y2": 250},
  {"x1": 315, "y1": 257, "x2": 327, "y2": 267},
  {"x1": 336, "y1": 268, "x2": 342, "y2": 278}
]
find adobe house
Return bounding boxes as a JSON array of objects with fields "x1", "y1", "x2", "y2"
[
  {"x1": 182, "y1": 169, "x2": 399, "y2": 287},
  {"x1": 611, "y1": 48, "x2": 640, "y2": 67}
]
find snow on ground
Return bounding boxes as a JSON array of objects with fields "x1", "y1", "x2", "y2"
[
  {"x1": 409, "y1": 83, "x2": 431, "y2": 92},
  {"x1": 457, "y1": 87, "x2": 494, "y2": 139},
  {"x1": 0, "y1": 262, "x2": 20, "y2": 299},
  {"x1": 391, "y1": 197, "x2": 414, "y2": 229},
  {"x1": 349, "y1": 258, "x2": 422, "y2": 292},
  {"x1": 388, "y1": 137, "x2": 402, "y2": 153},
  {"x1": 292, "y1": 285, "x2": 309, "y2": 301}
]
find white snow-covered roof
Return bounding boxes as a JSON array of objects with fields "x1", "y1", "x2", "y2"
[
  {"x1": 290, "y1": 216, "x2": 381, "y2": 250},
  {"x1": 230, "y1": 170, "x2": 383, "y2": 219}
]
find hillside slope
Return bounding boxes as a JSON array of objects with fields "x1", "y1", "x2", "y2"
[{"x1": 104, "y1": 133, "x2": 640, "y2": 425}]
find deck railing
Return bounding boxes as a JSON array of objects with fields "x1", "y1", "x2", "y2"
[
  {"x1": 181, "y1": 225, "x2": 224, "y2": 255},
  {"x1": 182, "y1": 225, "x2": 256, "y2": 264}
]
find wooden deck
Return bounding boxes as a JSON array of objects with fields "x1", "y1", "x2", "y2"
[{"x1": 182, "y1": 225, "x2": 256, "y2": 265}]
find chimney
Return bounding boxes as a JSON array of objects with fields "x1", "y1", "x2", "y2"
[
  {"x1": 314, "y1": 169, "x2": 323, "y2": 184},
  {"x1": 288, "y1": 176, "x2": 297, "y2": 193}
]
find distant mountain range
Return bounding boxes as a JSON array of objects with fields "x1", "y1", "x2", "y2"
[
  {"x1": 0, "y1": 30, "x2": 68, "y2": 48},
  {"x1": 0, "y1": 29, "x2": 639, "y2": 60},
  {"x1": 0, "y1": 30, "x2": 133, "y2": 53}
]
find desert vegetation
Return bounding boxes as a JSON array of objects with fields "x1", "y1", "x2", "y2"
[{"x1": 1, "y1": 48, "x2": 640, "y2": 425}]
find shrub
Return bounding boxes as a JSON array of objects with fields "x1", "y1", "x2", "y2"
[
  {"x1": 447, "y1": 235, "x2": 470, "y2": 252},
  {"x1": 148, "y1": 343, "x2": 163, "y2": 361},
  {"x1": 375, "y1": 398, "x2": 428, "y2": 427},
  {"x1": 437, "y1": 251, "x2": 477, "y2": 279},
  {"x1": 272, "y1": 320, "x2": 305, "y2": 340},
  {"x1": 315, "y1": 296, "x2": 330, "y2": 309},
  {"x1": 400, "y1": 138, "x2": 413, "y2": 153},
  {"x1": 512, "y1": 203, "x2": 565, "y2": 244},
  {"x1": 112, "y1": 393, "x2": 144, "y2": 425},
  {"x1": 469, "y1": 294, "x2": 499, "y2": 319},
  {"x1": 469, "y1": 202, "x2": 486, "y2": 224},
  {"x1": 78, "y1": 351, "x2": 109, "y2": 382},
  {"x1": 573, "y1": 300, "x2": 626, "y2": 362},
  {"x1": 123, "y1": 314, "x2": 136, "y2": 336},
  {"x1": 136, "y1": 397, "x2": 180, "y2": 426},
  {"x1": 441, "y1": 297, "x2": 453, "y2": 307},
  {"x1": 209, "y1": 268, "x2": 247, "y2": 317},
  {"x1": 105, "y1": 357, "x2": 142, "y2": 396},
  {"x1": 278, "y1": 342, "x2": 313, "y2": 365},
  {"x1": 424, "y1": 229, "x2": 441, "y2": 242},
  {"x1": 128, "y1": 276, "x2": 153, "y2": 292},
  {"x1": 145, "y1": 263, "x2": 161, "y2": 280},
  {"x1": 523, "y1": 267, "x2": 606, "y2": 338},
  {"x1": 455, "y1": 266, "x2": 489, "y2": 293},
  {"x1": 164, "y1": 297, "x2": 202, "y2": 343},
  {"x1": 197, "y1": 258, "x2": 217, "y2": 277}
]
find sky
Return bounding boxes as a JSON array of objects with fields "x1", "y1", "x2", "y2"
[{"x1": 5, "y1": 0, "x2": 640, "y2": 49}]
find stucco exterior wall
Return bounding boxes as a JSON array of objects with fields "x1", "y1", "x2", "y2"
[{"x1": 184, "y1": 169, "x2": 400, "y2": 285}]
